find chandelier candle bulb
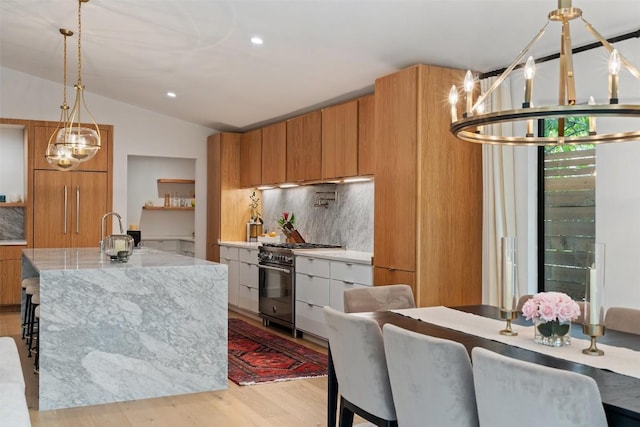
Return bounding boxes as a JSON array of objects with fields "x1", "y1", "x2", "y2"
[
  {"x1": 464, "y1": 70, "x2": 474, "y2": 116},
  {"x1": 608, "y1": 49, "x2": 620, "y2": 103},
  {"x1": 523, "y1": 56, "x2": 536, "y2": 106},
  {"x1": 448, "y1": 85, "x2": 459, "y2": 122}
]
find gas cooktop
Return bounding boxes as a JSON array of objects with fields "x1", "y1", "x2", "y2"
[{"x1": 261, "y1": 242, "x2": 342, "y2": 250}]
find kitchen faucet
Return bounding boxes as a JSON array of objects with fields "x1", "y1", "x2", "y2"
[{"x1": 100, "y1": 211, "x2": 124, "y2": 252}]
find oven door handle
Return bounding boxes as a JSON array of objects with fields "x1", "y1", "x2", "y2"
[{"x1": 258, "y1": 264, "x2": 291, "y2": 274}]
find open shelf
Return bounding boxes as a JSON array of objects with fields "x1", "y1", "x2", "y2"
[
  {"x1": 157, "y1": 179, "x2": 195, "y2": 184},
  {"x1": 0, "y1": 202, "x2": 26, "y2": 208},
  {"x1": 143, "y1": 206, "x2": 194, "y2": 211}
]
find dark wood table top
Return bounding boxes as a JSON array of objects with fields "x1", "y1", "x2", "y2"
[{"x1": 357, "y1": 305, "x2": 640, "y2": 425}]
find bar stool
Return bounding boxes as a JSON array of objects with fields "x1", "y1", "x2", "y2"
[
  {"x1": 27, "y1": 292, "x2": 40, "y2": 357},
  {"x1": 21, "y1": 278, "x2": 40, "y2": 340}
]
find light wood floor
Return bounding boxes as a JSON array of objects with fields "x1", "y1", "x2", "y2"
[{"x1": 0, "y1": 309, "x2": 342, "y2": 427}]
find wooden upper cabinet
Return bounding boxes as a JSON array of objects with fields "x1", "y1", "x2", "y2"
[
  {"x1": 357, "y1": 94, "x2": 375, "y2": 176},
  {"x1": 286, "y1": 111, "x2": 322, "y2": 182},
  {"x1": 373, "y1": 66, "x2": 419, "y2": 273},
  {"x1": 321, "y1": 100, "x2": 358, "y2": 180},
  {"x1": 239, "y1": 129, "x2": 262, "y2": 188},
  {"x1": 33, "y1": 124, "x2": 111, "y2": 172},
  {"x1": 261, "y1": 121, "x2": 287, "y2": 185}
]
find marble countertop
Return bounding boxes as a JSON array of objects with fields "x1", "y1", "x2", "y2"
[
  {"x1": 218, "y1": 241, "x2": 261, "y2": 249},
  {"x1": 0, "y1": 240, "x2": 27, "y2": 246},
  {"x1": 293, "y1": 249, "x2": 373, "y2": 265},
  {"x1": 141, "y1": 235, "x2": 194, "y2": 242},
  {"x1": 22, "y1": 247, "x2": 217, "y2": 272},
  {"x1": 219, "y1": 241, "x2": 373, "y2": 264}
]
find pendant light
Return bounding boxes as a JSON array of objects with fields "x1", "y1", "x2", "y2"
[
  {"x1": 45, "y1": 28, "x2": 80, "y2": 171},
  {"x1": 448, "y1": 0, "x2": 640, "y2": 146},
  {"x1": 52, "y1": 0, "x2": 101, "y2": 163}
]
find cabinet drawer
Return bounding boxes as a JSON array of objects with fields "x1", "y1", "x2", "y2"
[
  {"x1": 329, "y1": 279, "x2": 369, "y2": 312},
  {"x1": 295, "y1": 273, "x2": 329, "y2": 306},
  {"x1": 238, "y1": 247, "x2": 258, "y2": 264},
  {"x1": 331, "y1": 261, "x2": 372, "y2": 286},
  {"x1": 220, "y1": 245, "x2": 239, "y2": 260},
  {"x1": 238, "y1": 284, "x2": 259, "y2": 314},
  {"x1": 239, "y1": 261, "x2": 258, "y2": 289},
  {"x1": 296, "y1": 256, "x2": 330, "y2": 277},
  {"x1": 295, "y1": 301, "x2": 327, "y2": 339}
]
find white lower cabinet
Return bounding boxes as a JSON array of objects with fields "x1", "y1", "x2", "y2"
[
  {"x1": 220, "y1": 245, "x2": 240, "y2": 307},
  {"x1": 238, "y1": 248, "x2": 259, "y2": 313},
  {"x1": 329, "y1": 260, "x2": 373, "y2": 311},
  {"x1": 295, "y1": 256, "x2": 331, "y2": 339},
  {"x1": 295, "y1": 254, "x2": 373, "y2": 340}
]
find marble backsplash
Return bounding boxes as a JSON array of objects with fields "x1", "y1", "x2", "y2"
[
  {"x1": 0, "y1": 207, "x2": 24, "y2": 240},
  {"x1": 262, "y1": 181, "x2": 373, "y2": 252}
]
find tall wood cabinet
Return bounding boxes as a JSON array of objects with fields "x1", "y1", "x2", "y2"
[
  {"x1": 206, "y1": 132, "x2": 253, "y2": 262},
  {"x1": 29, "y1": 121, "x2": 113, "y2": 248},
  {"x1": 373, "y1": 64, "x2": 483, "y2": 307},
  {"x1": 286, "y1": 111, "x2": 322, "y2": 182},
  {"x1": 322, "y1": 100, "x2": 358, "y2": 179}
]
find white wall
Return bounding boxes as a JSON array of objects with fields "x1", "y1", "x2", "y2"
[
  {"x1": 508, "y1": 38, "x2": 640, "y2": 310},
  {"x1": 0, "y1": 66, "x2": 214, "y2": 258},
  {"x1": 0, "y1": 124, "x2": 26, "y2": 201}
]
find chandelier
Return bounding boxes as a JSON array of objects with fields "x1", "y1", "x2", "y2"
[
  {"x1": 46, "y1": 0, "x2": 100, "y2": 169},
  {"x1": 448, "y1": 0, "x2": 640, "y2": 146}
]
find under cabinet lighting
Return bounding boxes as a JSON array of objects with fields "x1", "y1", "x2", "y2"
[
  {"x1": 166, "y1": 92, "x2": 177, "y2": 98},
  {"x1": 279, "y1": 183, "x2": 298, "y2": 188},
  {"x1": 250, "y1": 36, "x2": 263, "y2": 45},
  {"x1": 343, "y1": 177, "x2": 372, "y2": 183},
  {"x1": 256, "y1": 185, "x2": 273, "y2": 190}
]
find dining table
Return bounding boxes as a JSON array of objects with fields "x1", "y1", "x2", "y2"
[{"x1": 327, "y1": 304, "x2": 640, "y2": 427}]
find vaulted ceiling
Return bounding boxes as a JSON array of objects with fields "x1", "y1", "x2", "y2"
[{"x1": 1, "y1": 1, "x2": 638, "y2": 131}]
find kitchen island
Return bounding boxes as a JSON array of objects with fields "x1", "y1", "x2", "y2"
[{"x1": 22, "y1": 247, "x2": 228, "y2": 411}]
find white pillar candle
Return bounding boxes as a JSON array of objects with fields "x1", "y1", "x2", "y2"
[
  {"x1": 114, "y1": 239, "x2": 126, "y2": 254},
  {"x1": 589, "y1": 267, "x2": 599, "y2": 325},
  {"x1": 504, "y1": 260, "x2": 513, "y2": 309}
]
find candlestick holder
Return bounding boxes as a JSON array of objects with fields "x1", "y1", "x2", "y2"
[
  {"x1": 582, "y1": 324, "x2": 605, "y2": 356},
  {"x1": 499, "y1": 309, "x2": 518, "y2": 336}
]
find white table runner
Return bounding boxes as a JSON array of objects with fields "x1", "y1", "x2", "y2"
[{"x1": 391, "y1": 306, "x2": 640, "y2": 379}]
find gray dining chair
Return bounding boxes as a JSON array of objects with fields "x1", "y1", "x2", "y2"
[
  {"x1": 605, "y1": 307, "x2": 640, "y2": 334},
  {"x1": 472, "y1": 347, "x2": 607, "y2": 427},
  {"x1": 323, "y1": 306, "x2": 397, "y2": 427},
  {"x1": 343, "y1": 284, "x2": 415, "y2": 313},
  {"x1": 382, "y1": 324, "x2": 478, "y2": 427}
]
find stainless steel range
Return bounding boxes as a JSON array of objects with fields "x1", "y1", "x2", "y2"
[{"x1": 258, "y1": 242, "x2": 341, "y2": 336}]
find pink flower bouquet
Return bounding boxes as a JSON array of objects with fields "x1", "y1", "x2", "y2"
[{"x1": 521, "y1": 292, "x2": 581, "y2": 323}]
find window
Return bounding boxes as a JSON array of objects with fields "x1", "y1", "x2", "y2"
[{"x1": 537, "y1": 117, "x2": 595, "y2": 298}]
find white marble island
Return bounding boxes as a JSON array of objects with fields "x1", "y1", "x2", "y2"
[{"x1": 22, "y1": 247, "x2": 228, "y2": 411}]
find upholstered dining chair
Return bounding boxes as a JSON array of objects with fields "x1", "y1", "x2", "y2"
[
  {"x1": 471, "y1": 347, "x2": 607, "y2": 427},
  {"x1": 343, "y1": 284, "x2": 415, "y2": 313},
  {"x1": 516, "y1": 294, "x2": 532, "y2": 312},
  {"x1": 323, "y1": 306, "x2": 397, "y2": 427},
  {"x1": 605, "y1": 307, "x2": 640, "y2": 334},
  {"x1": 382, "y1": 324, "x2": 478, "y2": 427}
]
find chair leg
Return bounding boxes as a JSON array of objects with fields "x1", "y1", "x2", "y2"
[
  {"x1": 22, "y1": 294, "x2": 32, "y2": 340},
  {"x1": 338, "y1": 397, "x2": 355, "y2": 427}
]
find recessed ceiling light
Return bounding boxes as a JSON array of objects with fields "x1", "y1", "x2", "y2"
[
  {"x1": 166, "y1": 92, "x2": 177, "y2": 98},
  {"x1": 250, "y1": 36, "x2": 263, "y2": 45}
]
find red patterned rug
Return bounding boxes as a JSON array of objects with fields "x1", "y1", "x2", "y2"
[{"x1": 228, "y1": 318, "x2": 328, "y2": 385}]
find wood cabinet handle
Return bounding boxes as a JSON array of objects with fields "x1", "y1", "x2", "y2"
[
  {"x1": 76, "y1": 186, "x2": 80, "y2": 233},
  {"x1": 63, "y1": 185, "x2": 68, "y2": 234}
]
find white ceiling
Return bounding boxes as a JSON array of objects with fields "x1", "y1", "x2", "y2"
[{"x1": 1, "y1": 1, "x2": 639, "y2": 131}]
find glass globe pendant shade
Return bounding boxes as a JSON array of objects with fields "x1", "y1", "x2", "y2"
[
  {"x1": 55, "y1": 121, "x2": 100, "y2": 161},
  {"x1": 46, "y1": 136, "x2": 81, "y2": 170}
]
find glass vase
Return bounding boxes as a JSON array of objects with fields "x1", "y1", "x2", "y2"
[{"x1": 534, "y1": 319, "x2": 571, "y2": 347}]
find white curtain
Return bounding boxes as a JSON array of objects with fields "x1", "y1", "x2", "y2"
[{"x1": 481, "y1": 77, "x2": 518, "y2": 306}]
